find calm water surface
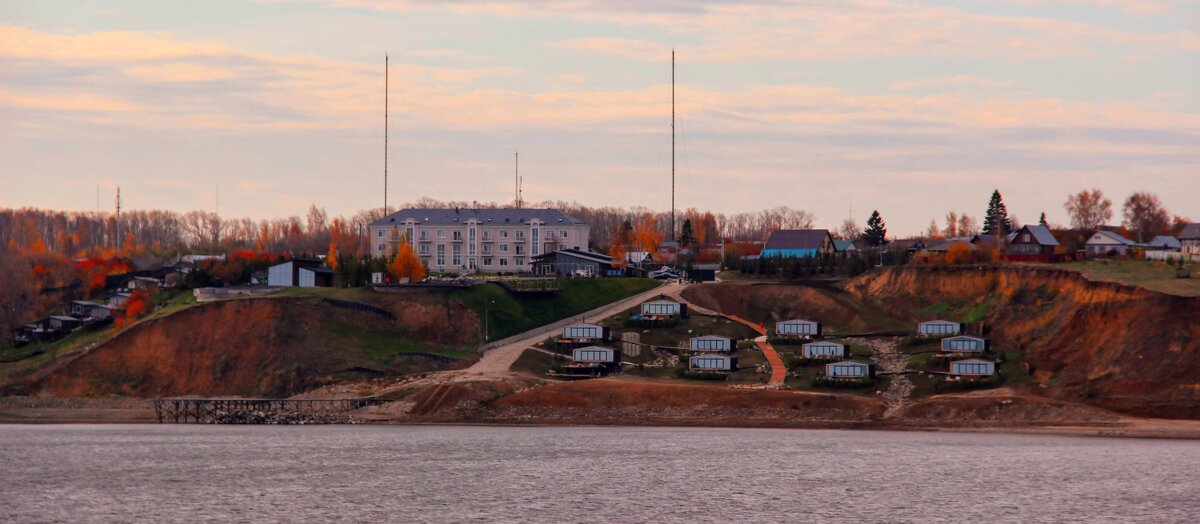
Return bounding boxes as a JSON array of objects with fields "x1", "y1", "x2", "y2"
[{"x1": 1, "y1": 424, "x2": 1198, "y2": 523}]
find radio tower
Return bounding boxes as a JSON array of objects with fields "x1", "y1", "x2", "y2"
[
  {"x1": 383, "y1": 54, "x2": 389, "y2": 216},
  {"x1": 115, "y1": 187, "x2": 122, "y2": 256}
]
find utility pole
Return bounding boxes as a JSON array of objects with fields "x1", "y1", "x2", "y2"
[
  {"x1": 671, "y1": 49, "x2": 676, "y2": 243},
  {"x1": 115, "y1": 187, "x2": 122, "y2": 256},
  {"x1": 384, "y1": 54, "x2": 389, "y2": 216},
  {"x1": 515, "y1": 150, "x2": 520, "y2": 208}
]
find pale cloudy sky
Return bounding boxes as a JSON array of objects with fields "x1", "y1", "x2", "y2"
[{"x1": 1, "y1": 0, "x2": 1197, "y2": 235}]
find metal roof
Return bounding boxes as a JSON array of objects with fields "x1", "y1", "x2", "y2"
[
  {"x1": 1180, "y1": 223, "x2": 1200, "y2": 240},
  {"x1": 763, "y1": 229, "x2": 831, "y2": 251},
  {"x1": 1149, "y1": 235, "x2": 1182, "y2": 248},
  {"x1": 832, "y1": 239, "x2": 858, "y2": 251},
  {"x1": 370, "y1": 208, "x2": 585, "y2": 227},
  {"x1": 1018, "y1": 225, "x2": 1060, "y2": 246},
  {"x1": 1087, "y1": 230, "x2": 1134, "y2": 245}
]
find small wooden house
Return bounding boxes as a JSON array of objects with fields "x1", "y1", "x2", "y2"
[
  {"x1": 776, "y1": 319, "x2": 822, "y2": 338},
  {"x1": 1007, "y1": 225, "x2": 1060, "y2": 256},
  {"x1": 949, "y1": 358, "x2": 995, "y2": 377},
  {"x1": 802, "y1": 341, "x2": 848, "y2": 359},
  {"x1": 918, "y1": 320, "x2": 961, "y2": 337},
  {"x1": 67, "y1": 301, "x2": 114, "y2": 321},
  {"x1": 825, "y1": 361, "x2": 875, "y2": 380},
  {"x1": 1084, "y1": 230, "x2": 1134, "y2": 257},
  {"x1": 942, "y1": 335, "x2": 988, "y2": 353},
  {"x1": 108, "y1": 292, "x2": 133, "y2": 308},
  {"x1": 47, "y1": 315, "x2": 82, "y2": 332},
  {"x1": 689, "y1": 354, "x2": 738, "y2": 373},
  {"x1": 128, "y1": 276, "x2": 162, "y2": 292},
  {"x1": 640, "y1": 300, "x2": 687, "y2": 317},
  {"x1": 564, "y1": 345, "x2": 621, "y2": 374},
  {"x1": 562, "y1": 323, "x2": 609, "y2": 343},
  {"x1": 689, "y1": 335, "x2": 736, "y2": 353}
]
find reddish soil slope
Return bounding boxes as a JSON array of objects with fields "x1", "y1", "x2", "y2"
[
  {"x1": 36, "y1": 295, "x2": 480, "y2": 398},
  {"x1": 846, "y1": 266, "x2": 1200, "y2": 419},
  {"x1": 681, "y1": 281, "x2": 905, "y2": 333}
]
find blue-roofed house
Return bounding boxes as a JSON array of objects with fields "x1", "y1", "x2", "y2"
[
  {"x1": 1147, "y1": 235, "x2": 1182, "y2": 252},
  {"x1": 760, "y1": 229, "x2": 835, "y2": 259},
  {"x1": 1085, "y1": 230, "x2": 1135, "y2": 257}
]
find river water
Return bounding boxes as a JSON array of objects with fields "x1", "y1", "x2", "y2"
[{"x1": 1, "y1": 425, "x2": 1197, "y2": 523}]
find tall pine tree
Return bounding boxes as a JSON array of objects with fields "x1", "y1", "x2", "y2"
[
  {"x1": 864, "y1": 210, "x2": 887, "y2": 247},
  {"x1": 983, "y1": 190, "x2": 1012, "y2": 236},
  {"x1": 1038, "y1": 212, "x2": 1048, "y2": 227}
]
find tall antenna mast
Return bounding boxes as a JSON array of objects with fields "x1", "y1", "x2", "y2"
[
  {"x1": 671, "y1": 49, "x2": 676, "y2": 243},
  {"x1": 115, "y1": 187, "x2": 122, "y2": 256},
  {"x1": 515, "y1": 150, "x2": 520, "y2": 208},
  {"x1": 384, "y1": 53, "x2": 389, "y2": 215},
  {"x1": 215, "y1": 184, "x2": 220, "y2": 244}
]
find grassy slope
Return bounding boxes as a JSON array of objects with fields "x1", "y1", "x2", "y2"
[
  {"x1": 1050, "y1": 260, "x2": 1200, "y2": 297},
  {"x1": 452, "y1": 278, "x2": 660, "y2": 341}
]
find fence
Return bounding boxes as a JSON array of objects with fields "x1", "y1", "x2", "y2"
[{"x1": 1143, "y1": 251, "x2": 1200, "y2": 263}]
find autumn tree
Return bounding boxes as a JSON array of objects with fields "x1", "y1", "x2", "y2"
[
  {"x1": 945, "y1": 242, "x2": 972, "y2": 265},
  {"x1": 388, "y1": 242, "x2": 425, "y2": 282},
  {"x1": 838, "y1": 218, "x2": 862, "y2": 240},
  {"x1": 608, "y1": 223, "x2": 630, "y2": 270},
  {"x1": 633, "y1": 213, "x2": 664, "y2": 254},
  {"x1": 926, "y1": 220, "x2": 941, "y2": 239},
  {"x1": 863, "y1": 210, "x2": 887, "y2": 247},
  {"x1": 958, "y1": 214, "x2": 980, "y2": 237},
  {"x1": 944, "y1": 211, "x2": 959, "y2": 237},
  {"x1": 1064, "y1": 188, "x2": 1112, "y2": 231},
  {"x1": 327, "y1": 242, "x2": 338, "y2": 270},
  {"x1": 1122, "y1": 192, "x2": 1171, "y2": 243}
]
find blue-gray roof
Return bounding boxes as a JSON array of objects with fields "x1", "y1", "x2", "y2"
[
  {"x1": 764, "y1": 229, "x2": 831, "y2": 251},
  {"x1": 1018, "y1": 225, "x2": 1059, "y2": 246},
  {"x1": 1181, "y1": 223, "x2": 1200, "y2": 241},
  {"x1": 1088, "y1": 230, "x2": 1134, "y2": 246},
  {"x1": 1149, "y1": 235, "x2": 1182, "y2": 248},
  {"x1": 371, "y1": 208, "x2": 585, "y2": 227}
]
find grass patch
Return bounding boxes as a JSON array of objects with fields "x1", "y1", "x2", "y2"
[
  {"x1": 453, "y1": 278, "x2": 660, "y2": 341},
  {"x1": 1053, "y1": 259, "x2": 1200, "y2": 297},
  {"x1": 320, "y1": 317, "x2": 473, "y2": 362}
]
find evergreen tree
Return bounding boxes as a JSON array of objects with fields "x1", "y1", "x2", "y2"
[
  {"x1": 863, "y1": 210, "x2": 887, "y2": 247},
  {"x1": 983, "y1": 190, "x2": 1012, "y2": 236},
  {"x1": 1038, "y1": 212, "x2": 1048, "y2": 227},
  {"x1": 680, "y1": 219, "x2": 695, "y2": 248}
]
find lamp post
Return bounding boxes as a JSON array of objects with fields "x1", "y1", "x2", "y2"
[{"x1": 484, "y1": 299, "x2": 495, "y2": 341}]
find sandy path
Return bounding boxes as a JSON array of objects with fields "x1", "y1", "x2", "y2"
[
  {"x1": 853, "y1": 337, "x2": 911, "y2": 418},
  {"x1": 726, "y1": 315, "x2": 786, "y2": 387}
]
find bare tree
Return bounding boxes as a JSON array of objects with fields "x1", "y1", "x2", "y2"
[
  {"x1": 1065, "y1": 188, "x2": 1113, "y2": 230},
  {"x1": 837, "y1": 218, "x2": 862, "y2": 240},
  {"x1": 1122, "y1": 192, "x2": 1171, "y2": 243}
]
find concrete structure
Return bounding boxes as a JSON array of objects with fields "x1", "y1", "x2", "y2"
[
  {"x1": 1181, "y1": 224, "x2": 1200, "y2": 255},
  {"x1": 1085, "y1": 230, "x2": 1135, "y2": 257},
  {"x1": 267, "y1": 259, "x2": 332, "y2": 288},
  {"x1": 942, "y1": 335, "x2": 988, "y2": 353},
  {"x1": 776, "y1": 319, "x2": 822, "y2": 337},
  {"x1": 532, "y1": 249, "x2": 615, "y2": 277},
  {"x1": 1007, "y1": 225, "x2": 1059, "y2": 256},
  {"x1": 562, "y1": 323, "x2": 609, "y2": 342},
  {"x1": 689, "y1": 354, "x2": 738, "y2": 373},
  {"x1": 825, "y1": 361, "x2": 875, "y2": 379},
  {"x1": 368, "y1": 208, "x2": 589, "y2": 274},
  {"x1": 641, "y1": 300, "x2": 686, "y2": 317},
  {"x1": 918, "y1": 320, "x2": 961, "y2": 336},
  {"x1": 760, "y1": 229, "x2": 835, "y2": 259},
  {"x1": 950, "y1": 358, "x2": 996, "y2": 377},
  {"x1": 802, "y1": 341, "x2": 847, "y2": 359},
  {"x1": 689, "y1": 335, "x2": 735, "y2": 353}
]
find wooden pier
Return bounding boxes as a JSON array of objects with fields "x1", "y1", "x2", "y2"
[{"x1": 149, "y1": 397, "x2": 384, "y2": 424}]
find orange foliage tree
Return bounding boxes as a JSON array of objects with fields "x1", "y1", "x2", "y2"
[
  {"x1": 945, "y1": 242, "x2": 972, "y2": 265},
  {"x1": 608, "y1": 223, "x2": 630, "y2": 270},
  {"x1": 113, "y1": 290, "x2": 150, "y2": 331},
  {"x1": 388, "y1": 242, "x2": 425, "y2": 282},
  {"x1": 327, "y1": 242, "x2": 338, "y2": 270},
  {"x1": 633, "y1": 213, "x2": 664, "y2": 254}
]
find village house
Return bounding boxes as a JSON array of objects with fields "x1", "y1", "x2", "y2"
[
  {"x1": 689, "y1": 335, "x2": 736, "y2": 353},
  {"x1": 949, "y1": 358, "x2": 996, "y2": 377},
  {"x1": 923, "y1": 237, "x2": 976, "y2": 255},
  {"x1": 640, "y1": 299, "x2": 687, "y2": 318},
  {"x1": 47, "y1": 315, "x2": 82, "y2": 333},
  {"x1": 889, "y1": 238, "x2": 927, "y2": 253},
  {"x1": 66, "y1": 301, "x2": 114, "y2": 321},
  {"x1": 108, "y1": 292, "x2": 133, "y2": 308},
  {"x1": 760, "y1": 229, "x2": 836, "y2": 259},
  {"x1": 942, "y1": 335, "x2": 988, "y2": 354},
  {"x1": 563, "y1": 345, "x2": 621, "y2": 375},
  {"x1": 918, "y1": 320, "x2": 961, "y2": 336},
  {"x1": 1147, "y1": 235, "x2": 1182, "y2": 252},
  {"x1": 1006, "y1": 225, "x2": 1060, "y2": 256},
  {"x1": 127, "y1": 276, "x2": 162, "y2": 292},
  {"x1": 825, "y1": 360, "x2": 875, "y2": 380},
  {"x1": 689, "y1": 354, "x2": 738, "y2": 374},
  {"x1": 775, "y1": 319, "x2": 822, "y2": 338},
  {"x1": 802, "y1": 341, "x2": 848, "y2": 359},
  {"x1": 368, "y1": 207, "x2": 590, "y2": 274},
  {"x1": 267, "y1": 259, "x2": 333, "y2": 288},
  {"x1": 687, "y1": 263, "x2": 719, "y2": 283},
  {"x1": 532, "y1": 249, "x2": 616, "y2": 277},
  {"x1": 1181, "y1": 224, "x2": 1200, "y2": 255},
  {"x1": 1085, "y1": 230, "x2": 1135, "y2": 257},
  {"x1": 561, "y1": 323, "x2": 609, "y2": 344},
  {"x1": 833, "y1": 239, "x2": 859, "y2": 254}
]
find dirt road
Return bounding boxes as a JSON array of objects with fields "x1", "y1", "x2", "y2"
[{"x1": 727, "y1": 315, "x2": 787, "y2": 387}]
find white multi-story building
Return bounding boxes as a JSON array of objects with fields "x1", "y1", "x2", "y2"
[{"x1": 368, "y1": 208, "x2": 590, "y2": 274}]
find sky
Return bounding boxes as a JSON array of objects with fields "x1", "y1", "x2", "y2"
[{"x1": 1, "y1": 0, "x2": 1198, "y2": 235}]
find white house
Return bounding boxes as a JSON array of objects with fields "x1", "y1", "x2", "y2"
[
  {"x1": 1085, "y1": 230, "x2": 1135, "y2": 257},
  {"x1": 689, "y1": 354, "x2": 737, "y2": 373},
  {"x1": 571, "y1": 346, "x2": 619, "y2": 365},
  {"x1": 689, "y1": 335, "x2": 735, "y2": 353},
  {"x1": 562, "y1": 323, "x2": 608, "y2": 342},
  {"x1": 641, "y1": 300, "x2": 686, "y2": 317},
  {"x1": 949, "y1": 359, "x2": 995, "y2": 377},
  {"x1": 267, "y1": 259, "x2": 333, "y2": 288},
  {"x1": 803, "y1": 341, "x2": 848, "y2": 359},
  {"x1": 942, "y1": 336, "x2": 987, "y2": 353},
  {"x1": 776, "y1": 319, "x2": 821, "y2": 337},
  {"x1": 825, "y1": 361, "x2": 874, "y2": 379},
  {"x1": 918, "y1": 320, "x2": 961, "y2": 336}
]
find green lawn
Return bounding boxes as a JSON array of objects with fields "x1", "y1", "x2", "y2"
[
  {"x1": 452, "y1": 278, "x2": 661, "y2": 341},
  {"x1": 1053, "y1": 259, "x2": 1200, "y2": 297}
]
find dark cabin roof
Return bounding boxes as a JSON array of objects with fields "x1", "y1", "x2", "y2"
[
  {"x1": 1180, "y1": 223, "x2": 1200, "y2": 240},
  {"x1": 1014, "y1": 225, "x2": 1059, "y2": 246},
  {"x1": 764, "y1": 229, "x2": 831, "y2": 251},
  {"x1": 371, "y1": 208, "x2": 585, "y2": 227}
]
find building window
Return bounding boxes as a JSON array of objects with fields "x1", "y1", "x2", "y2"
[
  {"x1": 437, "y1": 229, "x2": 446, "y2": 239},
  {"x1": 499, "y1": 258, "x2": 508, "y2": 267},
  {"x1": 483, "y1": 257, "x2": 492, "y2": 266},
  {"x1": 560, "y1": 230, "x2": 568, "y2": 238},
  {"x1": 516, "y1": 230, "x2": 525, "y2": 240},
  {"x1": 482, "y1": 231, "x2": 491, "y2": 241},
  {"x1": 515, "y1": 244, "x2": 524, "y2": 255},
  {"x1": 482, "y1": 245, "x2": 491, "y2": 255},
  {"x1": 453, "y1": 230, "x2": 463, "y2": 241},
  {"x1": 420, "y1": 244, "x2": 430, "y2": 255},
  {"x1": 532, "y1": 228, "x2": 539, "y2": 255},
  {"x1": 377, "y1": 230, "x2": 384, "y2": 238},
  {"x1": 500, "y1": 230, "x2": 509, "y2": 238},
  {"x1": 452, "y1": 245, "x2": 462, "y2": 266},
  {"x1": 406, "y1": 226, "x2": 414, "y2": 241},
  {"x1": 514, "y1": 258, "x2": 524, "y2": 267},
  {"x1": 436, "y1": 245, "x2": 445, "y2": 266},
  {"x1": 377, "y1": 244, "x2": 384, "y2": 253},
  {"x1": 500, "y1": 244, "x2": 509, "y2": 253},
  {"x1": 420, "y1": 230, "x2": 429, "y2": 241}
]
